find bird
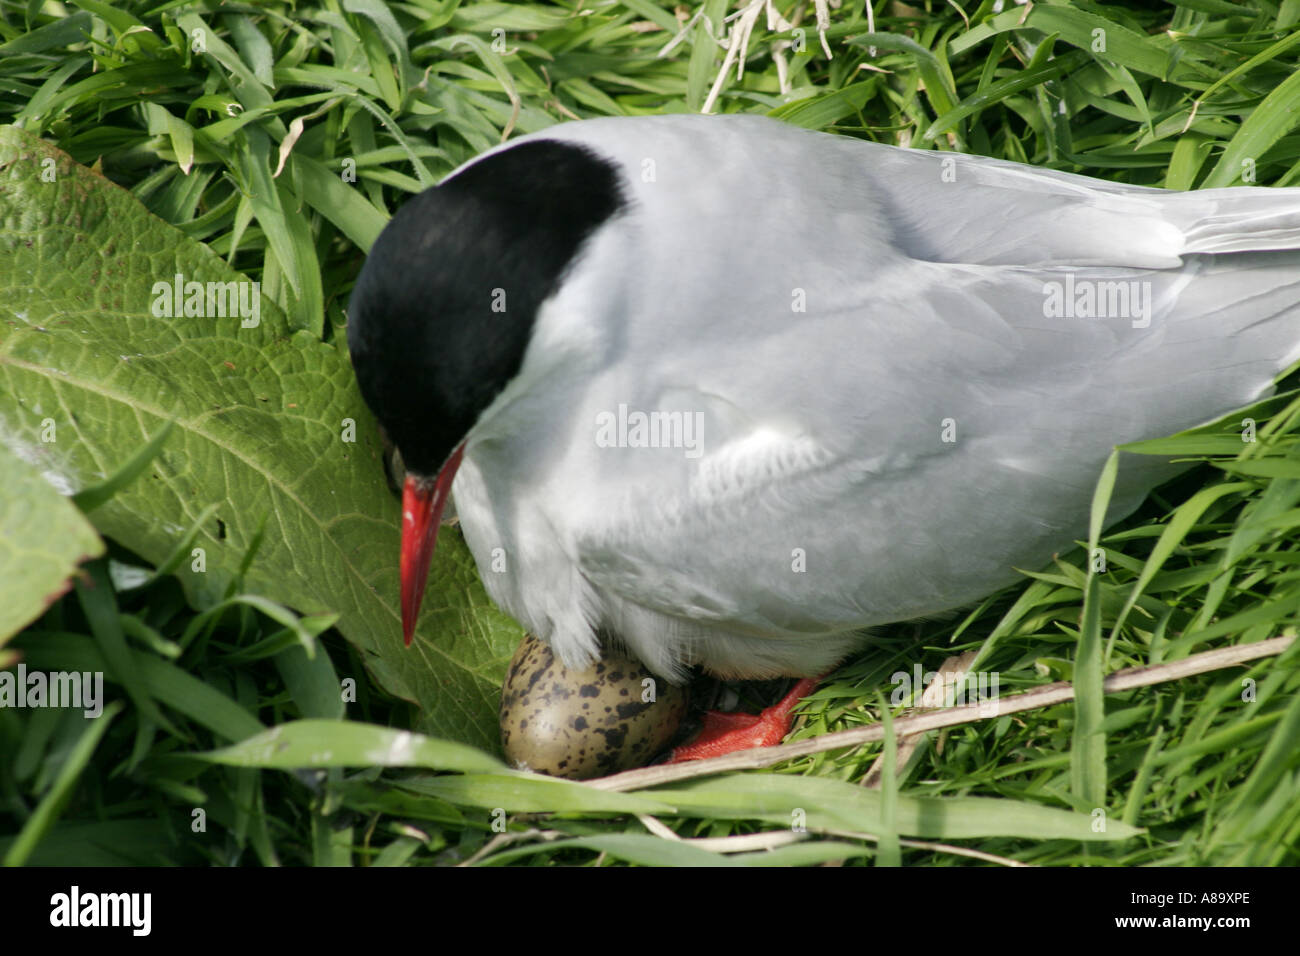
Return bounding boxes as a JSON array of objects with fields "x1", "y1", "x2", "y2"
[{"x1": 347, "y1": 113, "x2": 1300, "y2": 761}]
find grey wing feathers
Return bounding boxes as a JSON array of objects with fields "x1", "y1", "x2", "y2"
[{"x1": 560, "y1": 116, "x2": 1300, "y2": 639}]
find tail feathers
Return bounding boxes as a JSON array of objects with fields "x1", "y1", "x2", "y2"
[{"x1": 1168, "y1": 189, "x2": 1300, "y2": 255}]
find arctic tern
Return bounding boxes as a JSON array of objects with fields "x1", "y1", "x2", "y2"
[{"x1": 348, "y1": 113, "x2": 1300, "y2": 704}]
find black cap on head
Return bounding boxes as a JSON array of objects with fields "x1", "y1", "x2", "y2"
[{"x1": 347, "y1": 138, "x2": 627, "y2": 477}]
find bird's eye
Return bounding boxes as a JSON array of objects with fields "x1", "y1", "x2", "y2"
[{"x1": 380, "y1": 430, "x2": 405, "y2": 498}]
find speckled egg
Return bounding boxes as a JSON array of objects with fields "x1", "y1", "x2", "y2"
[{"x1": 500, "y1": 634, "x2": 688, "y2": 779}]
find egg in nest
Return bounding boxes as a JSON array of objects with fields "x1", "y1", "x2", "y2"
[{"x1": 499, "y1": 634, "x2": 688, "y2": 779}]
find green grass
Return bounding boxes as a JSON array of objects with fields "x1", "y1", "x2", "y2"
[{"x1": 2, "y1": 0, "x2": 1300, "y2": 866}]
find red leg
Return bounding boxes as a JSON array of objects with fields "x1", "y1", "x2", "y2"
[{"x1": 668, "y1": 676, "x2": 822, "y2": 762}]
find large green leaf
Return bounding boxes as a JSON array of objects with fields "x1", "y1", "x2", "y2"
[
  {"x1": 0, "y1": 125, "x2": 524, "y2": 748},
  {"x1": 0, "y1": 446, "x2": 103, "y2": 648}
]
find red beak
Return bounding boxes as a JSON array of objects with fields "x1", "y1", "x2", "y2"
[{"x1": 400, "y1": 443, "x2": 465, "y2": 646}]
